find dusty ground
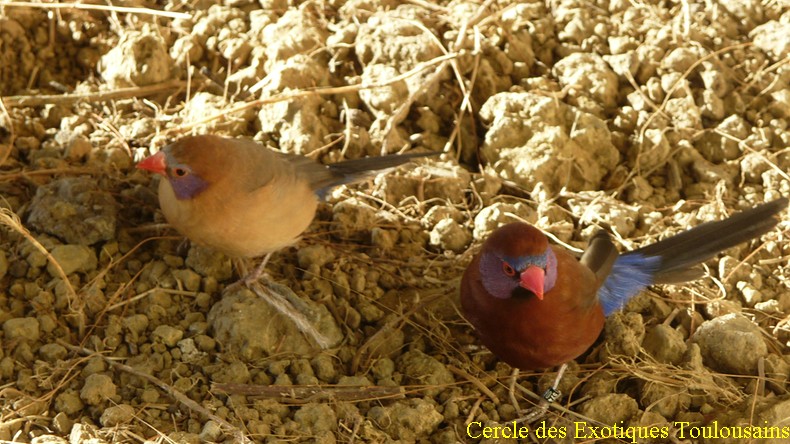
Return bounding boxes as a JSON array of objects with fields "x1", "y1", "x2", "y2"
[{"x1": 1, "y1": 0, "x2": 790, "y2": 443}]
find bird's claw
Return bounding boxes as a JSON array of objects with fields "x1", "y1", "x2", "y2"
[
  {"x1": 513, "y1": 387, "x2": 560, "y2": 423},
  {"x1": 516, "y1": 402, "x2": 550, "y2": 424}
]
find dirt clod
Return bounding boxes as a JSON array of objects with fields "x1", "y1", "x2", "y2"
[
  {"x1": 27, "y1": 177, "x2": 117, "y2": 246},
  {"x1": 692, "y1": 313, "x2": 769, "y2": 375}
]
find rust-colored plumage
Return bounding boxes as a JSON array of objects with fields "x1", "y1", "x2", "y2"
[
  {"x1": 482, "y1": 223, "x2": 549, "y2": 258},
  {"x1": 462, "y1": 244, "x2": 604, "y2": 369}
]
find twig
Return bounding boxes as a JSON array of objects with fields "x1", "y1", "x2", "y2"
[
  {"x1": 211, "y1": 383, "x2": 404, "y2": 404},
  {"x1": 0, "y1": 207, "x2": 81, "y2": 329},
  {"x1": 0, "y1": 167, "x2": 97, "y2": 182},
  {"x1": 1, "y1": 79, "x2": 186, "y2": 107},
  {"x1": 0, "y1": 1, "x2": 191, "y2": 19},
  {"x1": 60, "y1": 341, "x2": 252, "y2": 443},
  {"x1": 465, "y1": 396, "x2": 484, "y2": 424},
  {"x1": 447, "y1": 365, "x2": 500, "y2": 404}
]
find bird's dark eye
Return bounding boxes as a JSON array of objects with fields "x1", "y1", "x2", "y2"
[
  {"x1": 172, "y1": 167, "x2": 188, "y2": 177},
  {"x1": 502, "y1": 262, "x2": 516, "y2": 277}
]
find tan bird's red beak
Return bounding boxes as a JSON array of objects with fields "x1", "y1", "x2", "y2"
[{"x1": 137, "y1": 151, "x2": 167, "y2": 175}]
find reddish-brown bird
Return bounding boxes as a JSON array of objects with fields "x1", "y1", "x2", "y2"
[{"x1": 461, "y1": 198, "x2": 787, "y2": 373}]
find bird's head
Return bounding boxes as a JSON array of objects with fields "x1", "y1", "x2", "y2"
[
  {"x1": 137, "y1": 136, "x2": 226, "y2": 200},
  {"x1": 478, "y1": 222, "x2": 558, "y2": 300}
]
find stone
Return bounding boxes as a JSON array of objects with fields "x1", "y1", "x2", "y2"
[{"x1": 692, "y1": 314, "x2": 767, "y2": 375}]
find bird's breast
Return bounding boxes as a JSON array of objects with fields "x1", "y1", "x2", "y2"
[
  {"x1": 158, "y1": 176, "x2": 319, "y2": 258},
  {"x1": 461, "y1": 249, "x2": 605, "y2": 370}
]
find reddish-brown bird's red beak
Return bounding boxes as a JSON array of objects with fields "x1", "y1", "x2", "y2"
[
  {"x1": 137, "y1": 151, "x2": 167, "y2": 175},
  {"x1": 519, "y1": 266, "x2": 545, "y2": 300}
]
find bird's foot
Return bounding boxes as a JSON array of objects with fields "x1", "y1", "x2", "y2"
[
  {"x1": 514, "y1": 363, "x2": 568, "y2": 424},
  {"x1": 508, "y1": 369, "x2": 522, "y2": 412},
  {"x1": 225, "y1": 257, "x2": 334, "y2": 349},
  {"x1": 224, "y1": 253, "x2": 274, "y2": 292},
  {"x1": 244, "y1": 279, "x2": 333, "y2": 349},
  {"x1": 176, "y1": 238, "x2": 191, "y2": 256},
  {"x1": 241, "y1": 272, "x2": 269, "y2": 288},
  {"x1": 514, "y1": 387, "x2": 562, "y2": 423},
  {"x1": 516, "y1": 400, "x2": 551, "y2": 424},
  {"x1": 243, "y1": 253, "x2": 274, "y2": 285}
]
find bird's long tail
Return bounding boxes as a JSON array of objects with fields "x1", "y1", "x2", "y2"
[
  {"x1": 308, "y1": 151, "x2": 439, "y2": 196},
  {"x1": 327, "y1": 152, "x2": 438, "y2": 184},
  {"x1": 598, "y1": 198, "x2": 787, "y2": 315},
  {"x1": 627, "y1": 198, "x2": 787, "y2": 284}
]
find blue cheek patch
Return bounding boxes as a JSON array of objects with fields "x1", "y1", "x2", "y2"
[{"x1": 170, "y1": 174, "x2": 209, "y2": 200}]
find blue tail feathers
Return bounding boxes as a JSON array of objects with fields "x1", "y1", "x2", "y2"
[
  {"x1": 598, "y1": 254, "x2": 661, "y2": 316},
  {"x1": 596, "y1": 198, "x2": 786, "y2": 315}
]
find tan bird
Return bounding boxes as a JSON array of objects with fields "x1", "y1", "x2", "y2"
[{"x1": 137, "y1": 134, "x2": 435, "y2": 260}]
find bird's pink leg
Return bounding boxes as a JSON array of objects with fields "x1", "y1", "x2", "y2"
[
  {"x1": 243, "y1": 253, "x2": 274, "y2": 284},
  {"x1": 516, "y1": 363, "x2": 568, "y2": 423},
  {"x1": 508, "y1": 368, "x2": 522, "y2": 413},
  {"x1": 544, "y1": 363, "x2": 567, "y2": 403},
  {"x1": 245, "y1": 278, "x2": 333, "y2": 349}
]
